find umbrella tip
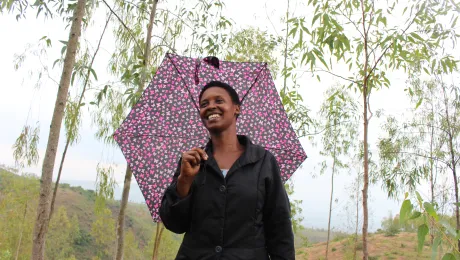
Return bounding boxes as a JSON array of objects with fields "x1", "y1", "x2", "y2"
[{"x1": 204, "y1": 56, "x2": 220, "y2": 69}]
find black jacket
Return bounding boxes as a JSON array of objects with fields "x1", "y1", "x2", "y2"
[{"x1": 160, "y1": 135, "x2": 295, "y2": 260}]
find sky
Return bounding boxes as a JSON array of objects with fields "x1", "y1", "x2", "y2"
[{"x1": 1, "y1": 0, "x2": 453, "y2": 232}]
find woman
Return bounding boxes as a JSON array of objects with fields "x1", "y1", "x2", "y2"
[{"x1": 160, "y1": 81, "x2": 295, "y2": 260}]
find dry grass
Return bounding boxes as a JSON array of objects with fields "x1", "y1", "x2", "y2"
[{"x1": 296, "y1": 232, "x2": 434, "y2": 260}]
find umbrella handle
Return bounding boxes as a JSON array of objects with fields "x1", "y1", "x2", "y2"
[{"x1": 194, "y1": 56, "x2": 220, "y2": 85}]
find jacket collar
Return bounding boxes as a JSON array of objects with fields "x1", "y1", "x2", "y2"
[{"x1": 203, "y1": 135, "x2": 265, "y2": 174}]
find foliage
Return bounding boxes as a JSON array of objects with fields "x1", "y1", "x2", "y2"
[
  {"x1": 144, "y1": 226, "x2": 181, "y2": 260},
  {"x1": 285, "y1": 181, "x2": 304, "y2": 233},
  {"x1": 12, "y1": 124, "x2": 40, "y2": 169},
  {"x1": 0, "y1": 169, "x2": 181, "y2": 259},
  {"x1": 94, "y1": 163, "x2": 117, "y2": 213},
  {"x1": 123, "y1": 229, "x2": 144, "y2": 259},
  {"x1": 289, "y1": 0, "x2": 458, "y2": 256},
  {"x1": 400, "y1": 192, "x2": 460, "y2": 258},
  {"x1": 378, "y1": 75, "x2": 458, "y2": 199},
  {"x1": 0, "y1": 170, "x2": 39, "y2": 259},
  {"x1": 91, "y1": 207, "x2": 116, "y2": 258},
  {"x1": 316, "y1": 86, "x2": 359, "y2": 177},
  {"x1": 223, "y1": 27, "x2": 282, "y2": 77},
  {"x1": 381, "y1": 212, "x2": 400, "y2": 237},
  {"x1": 45, "y1": 207, "x2": 79, "y2": 259}
]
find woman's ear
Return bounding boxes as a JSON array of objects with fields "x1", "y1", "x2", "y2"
[{"x1": 234, "y1": 105, "x2": 241, "y2": 116}]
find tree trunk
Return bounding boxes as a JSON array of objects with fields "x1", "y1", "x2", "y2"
[
  {"x1": 49, "y1": 140, "x2": 70, "y2": 219},
  {"x1": 448, "y1": 134, "x2": 459, "y2": 251},
  {"x1": 115, "y1": 2, "x2": 158, "y2": 259},
  {"x1": 452, "y1": 165, "x2": 459, "y2": 251},
  {"x1": 152, "y1": 223, "x2": 165, "y2": 260},
  {"x1": 282, "y1": 0, "x2": 290, "y2": 93},
  {"x1": 15, "y1": 202, "x2": 28, "y2": 260},
  {"x1": 325, "y1": 145, "x2": 337, "y2": 259},
  {"x1": 362, "y1": 91, "x2": 370, "y2": 260},
  {"x1": 441, "y1": 81, "x2": 460, "y2": 251},
  {"x1": 361, "y1": 0, "x2": 370, "y2": 257},
  {"x1": 115, "y1": 166, "x2": 132, "y2": 260},
  {"x1": 429, "y1": 119, "x2": 435, "y2": 245},
  {"x1": 354, "y1": 177, "x2": 360, "y2": 260},
  {"x1": 152, "y1": 224, "x2": 160, "y2": 260},
  {"x1": 49, "y1": 14, "x2": 110, "y2": 221},
  {"x1": 31, "y1": 0, "x2": 86, "y2": 258}
]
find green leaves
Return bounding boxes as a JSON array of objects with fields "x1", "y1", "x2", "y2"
[
  {"x1": 12, "y1": 124, "x2": 41, "y2": 168},
  {"x1": 417, "y1": 224, "x2": 429, "y2": 252},
  {"x1": 423, "y1": 202, "x2": 439, "y2": 221},
  {"x1": 410, "y1": 211, "x2": 421, "y2": 219},
  {"x1": 432, "y1": 237, "x2": 442, "y2": 260},
  {"x1": 399, "y1": 199, "x2": 413, "y2": 224},
  {"x1": 441, "y1": 253, "x2": 456, "y2": 260}
]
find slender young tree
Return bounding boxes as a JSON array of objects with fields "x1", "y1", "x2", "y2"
[
  {"x1": 31, "y1": 0, "x2": 87, "y2": 257},
  {"x1": 289, "y1": 0, "x2": 458, "y2": 257},
  {"x1": 316, "y1": 87, "x2": 358, "y2": 259}
]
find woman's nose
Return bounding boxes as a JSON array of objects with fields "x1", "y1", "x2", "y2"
[{"x1": 208, "y1": 101, "x2": 217, "y2": 108}]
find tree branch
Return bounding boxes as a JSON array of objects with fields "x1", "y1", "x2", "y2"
[
  {"x1": 339, "y1": 9, "x2": 364, "y2": 39},
  {"x1": 367, "y1": 5, "x2": 424, "y2": 76},
  {"x1": 298, "y1": 69, "x2": 360, "y2": 85},
  {"x1": 156, "y1": 8, "x2": 196, "y2": 31},
  {"x1": 102, "y1": 0, "x2": 143, "y2": 54},
  {"x1": 307, "y1": 120, "x2": 355, "y2": 136},
  {"x1": 384, "y1": 150, "x2": 451, "y2": 167}
]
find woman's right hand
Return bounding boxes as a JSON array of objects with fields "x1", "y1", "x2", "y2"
[
  {"x1": 180, "y1": 147, "x2": 208, "y2": 178},
  {"x1": 177, "y1": 148, "x2": 207, "y2": 198}
]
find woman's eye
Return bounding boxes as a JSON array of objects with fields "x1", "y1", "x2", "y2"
[
  {"x1": 216, "y1": 99, "x2": 223, "y2": 103},
  {"x1": 200, "y1": 103, "x2": 207, "y2": 108}
]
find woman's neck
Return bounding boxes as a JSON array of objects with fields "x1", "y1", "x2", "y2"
[{"x1": 210, "y1": 127, "x2": 243, "y2": 154}]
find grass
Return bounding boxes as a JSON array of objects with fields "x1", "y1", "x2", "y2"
[{"x1": 296, "y1": 232, "x2": 433, "y2": 260}]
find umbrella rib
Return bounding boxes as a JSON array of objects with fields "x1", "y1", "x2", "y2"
[
  {"x1": 115, "y1": 133, "x2": 208, "y2": 140},
  {"x1": 240, "y1": 63, "x2": 268, "y2": 103},
  {"x1": 167, "y1": 53, "x2": 200, "y2": 112},
  {"x1": 264, "y1": 146, "x2": 307, "y2": 156}
]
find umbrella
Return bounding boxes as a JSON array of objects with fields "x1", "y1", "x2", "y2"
[{"x1": 114, "y1": 53, "x2": 307, "y2": 221}]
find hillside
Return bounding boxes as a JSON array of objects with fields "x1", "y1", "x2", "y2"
[
  {"x1": 0, "y1": 168, "x2": 182, "y2": 259},
  {"x1": 296, "y1": 232, "x2": 433, "y2": 260},
  {"x1": 2, "y1": 168, "x2": 431, "y2": 260}
]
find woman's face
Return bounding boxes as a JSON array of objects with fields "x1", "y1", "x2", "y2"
[{"x1": 199, "y1": 86, "x2": 240, "y2": 133}]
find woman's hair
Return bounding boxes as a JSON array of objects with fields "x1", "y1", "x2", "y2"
[{"x1": 199, "y1": 81, "x2": 241, "y2": 105}]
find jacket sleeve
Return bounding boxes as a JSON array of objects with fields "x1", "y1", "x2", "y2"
[
  {"x1": 263, "y1": 152, "x2": 295, "y2": 260},
  {"x1": 159, "y1": 158, "x2": 193, "y2": 234}
]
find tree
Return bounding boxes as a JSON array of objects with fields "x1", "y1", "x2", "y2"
[
  {"x1": 123, "y1": 230, "x2": 143, "y2": 260},
  {"x1": 223, "y1": 27, "x2": 281, "y2": 76},
  {"x1": 316, "y1": 86, "x2": 358, "y2": 259},
  {"x1": 144, "y1": 228, "x2": 181, "y2": 260},
  {"x1": 380, "y1": 212, "x2": 400, "y2": 236},
  {"x1": 45, "y1": 207, "x2": 76, "y2": 259},
  {"x1": 48, "y1": 12, "x2": 112, "y2": 223},
  {"x1": 378, "y1": 76, "x2": 449, "y2": 244},
  {"x1": 29, "y1": 0, "x2": 87, "y2": 257},
  {"x1": 0, "y1": 171, "x2": 39, "y2": 259},
  {"x1": 91, "y1": 208, "x2": 116, "y2": 259},
  {"x1": 289, "y1": 0, "x2": 458, "y2": 257},
  {"x1": 380, "y1": 74, "x2": 460, "y2": 248}
]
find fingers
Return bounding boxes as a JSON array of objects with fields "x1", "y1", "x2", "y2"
[
  {"x1": 182, "y1": 152, "x2": 199, "y2": 166},
  {"x1": 191, "y1": 147, "x2": 208, "y2": 161},
  {"x1": 182, "y1": 148, "x2": 208, "y2": 167}
]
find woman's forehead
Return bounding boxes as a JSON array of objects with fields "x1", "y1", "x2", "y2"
[{"x1": 200, "y1": 87, "x2": 231, "y2": 99}]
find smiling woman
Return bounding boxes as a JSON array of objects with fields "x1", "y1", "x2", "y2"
[
  {"x1": 159, "y1": 80, "x2": 295, "y2": 260},
  {"x1": 199, "y1": 81, "x2": 241, "y2": 134}
]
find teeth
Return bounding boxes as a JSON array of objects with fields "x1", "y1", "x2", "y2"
[{"x1": 208, "y1": 114, "x2": 220, "y2": 120}]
